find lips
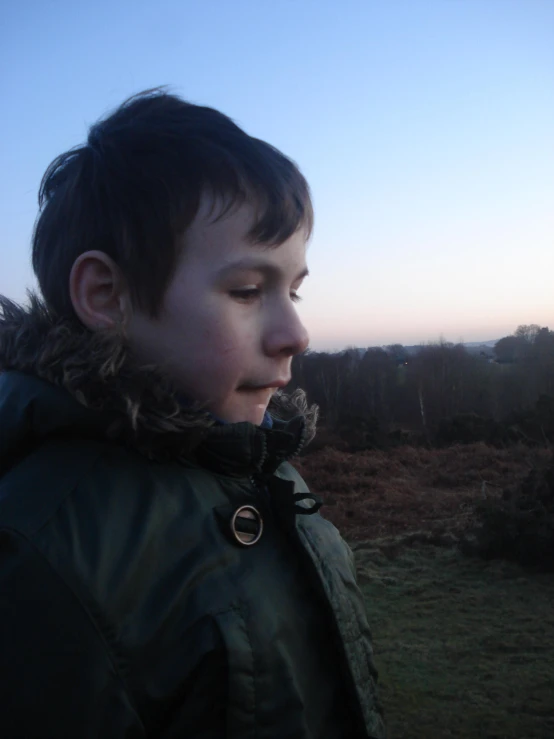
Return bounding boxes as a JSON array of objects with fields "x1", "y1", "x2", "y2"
[
  {"x1": 239, "y1": 378, "x2": 291, "y2": 390},
  {"x1": 237, "y1": 386, "x2": 277, "y2": 394}
]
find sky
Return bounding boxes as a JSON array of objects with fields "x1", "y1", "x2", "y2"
[{"x1": 1, "y1": 0, "x2": 553, "y2": 351}]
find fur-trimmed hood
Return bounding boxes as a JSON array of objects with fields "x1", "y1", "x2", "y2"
[{"x1": 0, "y1": 294, "x2": 317, "y2": 470}]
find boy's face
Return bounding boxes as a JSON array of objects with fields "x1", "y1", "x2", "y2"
[{"x1": 127, "y1": 198, "x2": 310, "y2": 425}]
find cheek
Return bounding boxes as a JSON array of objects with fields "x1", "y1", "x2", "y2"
[
  {"x1": 160, "y1": 287, "x2": 260, "y2": 392},
  {"x1": 182, "y1": 317, "x2": 245, "y2": 384},
  {"x1": 208, "y1": 336, "x2": 248, "y2": 377},
  {"x1": 197, "y1": 322, "x2": 260, "y2": 394},
  {"x1": 199, "y1": 305, "x2": 257, "y2": 356}
]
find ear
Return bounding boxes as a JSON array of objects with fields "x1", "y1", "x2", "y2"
[{"x1": 69, "y1": 251, "x2": 131, "y2": 330}]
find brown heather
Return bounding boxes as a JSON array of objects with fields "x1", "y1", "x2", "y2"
[{"x1": 296, "y1": 441, "x2": 549, "y2": 542}]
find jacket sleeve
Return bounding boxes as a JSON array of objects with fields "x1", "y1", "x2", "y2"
[{"x1": 0, "y1": 528, "x2": 145, "y2": 739}]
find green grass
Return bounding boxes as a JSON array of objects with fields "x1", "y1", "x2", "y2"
[{"x1": 355, "y1": 541, "x2": 554, "y2": 739}]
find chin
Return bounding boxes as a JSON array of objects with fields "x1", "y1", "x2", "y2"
[
  {"x1": 240, "y1": 406, "x2": 267, "y2": 425},
  {"x1": 221, "y1": 403, "x2": 267, "y2": 426},
  {"x1": 208, "y1": 406, "x2": 265, "y2": 425},
  {"x1": 215, "y1": 390, "x2": 272, "y2": 425}
]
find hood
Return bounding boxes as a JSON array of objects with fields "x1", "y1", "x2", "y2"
[{"x1": 0, "y1": 294, "x2": 318, "y2": 473}]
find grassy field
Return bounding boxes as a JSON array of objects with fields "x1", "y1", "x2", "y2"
[
  {"x1": 296, "y1": 442, "x2": 554, "y2": 738},
  {"x1": 357, "y1": 542, "x2": 554, "y2": 738}
]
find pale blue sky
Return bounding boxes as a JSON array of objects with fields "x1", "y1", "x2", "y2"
[{"x1": 1, "y1": 0, "x2": 553, "y2": 350}]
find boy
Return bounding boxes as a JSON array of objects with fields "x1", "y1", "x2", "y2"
[{"x1": 0, "y1": 89, "x2": 385, "y2": 738}]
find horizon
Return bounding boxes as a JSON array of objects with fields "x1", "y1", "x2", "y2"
[
  {"x1": 2, "y1": 0, "x2": 552, "y2": 350},
  {"x1": 309, "y1": 338, "x2": 503, "y2": 354}
]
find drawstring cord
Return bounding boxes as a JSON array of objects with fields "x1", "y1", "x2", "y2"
[{"x1": 293, "y1": 492, "x2": 323, "y2": 515}]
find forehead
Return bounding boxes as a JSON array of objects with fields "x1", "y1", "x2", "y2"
[{"x1": 182, "y1": 197, "x2": 308, "y2": 273}]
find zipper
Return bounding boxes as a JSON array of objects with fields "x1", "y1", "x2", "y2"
[
  {"x1": 282, "y1": 416, "x2": 309, "y2": 462},
  {"x1": 289, "y1": 522, "x2": 371, "y2": 737},
  {"x1": 249, "y1": 473, "x2": 271, "y2": 508},
  {"x1": 266, "y1": 474, "x2": 370, "y2": 737},
  {"x1": 287, "y1": 427, "x2": 307, "y2": 460}
]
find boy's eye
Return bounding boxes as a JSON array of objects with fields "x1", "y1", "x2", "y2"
[
  {"x1": 229, "y1": 288, "x2": 303, "y2": 303},
  {"x1": 230, "y1": 288, "x2": 260, "y2": 302}
]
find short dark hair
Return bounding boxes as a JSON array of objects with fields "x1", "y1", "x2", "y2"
[{"x1": 32, "y1": 87, "x2": 313, "y2": 318}]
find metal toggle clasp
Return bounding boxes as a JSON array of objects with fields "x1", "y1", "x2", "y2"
[{"x1": 230, "y1": 505, "x2": 264, "y2": 546}]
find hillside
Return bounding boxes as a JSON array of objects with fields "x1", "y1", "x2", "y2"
[{"x1": 295, "y1": 443, "x2": 554, "y2": 738}]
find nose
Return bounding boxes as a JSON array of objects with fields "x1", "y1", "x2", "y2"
[{"x1": 263, "y1": 300, "x2": 310, "y2": 358}]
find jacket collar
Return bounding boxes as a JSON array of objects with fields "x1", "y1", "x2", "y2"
[{"x1": 0, "y1": 294, "x2": 318, "y2": 477}]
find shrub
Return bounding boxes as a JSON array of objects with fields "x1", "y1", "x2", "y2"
[
  {"x1": 466, "y1": 451, "x2": 554, "y2": 570},
  {"x1": 302, "y1": 425, "x2": 348, "y2": 455},
  {"x1": 506, "y1": 394, "x2": 554, "y2": 445},
  {"x1": 335, "y1": 413, "x2": 384, "y2": 452},
  {"x1": 437, "y1": 413, "x2": 493, "y2": 445},
  {"x1": 437, "y1": 396, "x2": 554, "y2": 449},
  {"x1": 435, "y1": 413, "x2": 514, "y2": 447}
]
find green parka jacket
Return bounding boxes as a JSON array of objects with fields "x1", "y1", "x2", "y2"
[{"x1": 0, "y1": 296, "x2": 386, "y2": 739}]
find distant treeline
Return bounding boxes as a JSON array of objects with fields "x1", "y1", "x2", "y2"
[{"x1": 291, "y1": 324, "x2": 554, "y2": 449}]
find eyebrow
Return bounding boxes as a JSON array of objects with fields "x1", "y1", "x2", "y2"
[{"x1": 215, "y1": 257, "x2": 309, "y2": 282}]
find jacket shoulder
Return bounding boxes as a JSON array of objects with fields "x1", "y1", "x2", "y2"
[
  {"x1": 0, "y1": 437, "x2": 223, "y2": 540},
  {"x1": 0, "y1": 437, "x2": 106, "y2": 537}
]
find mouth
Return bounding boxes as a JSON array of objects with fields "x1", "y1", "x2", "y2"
[
  {"x1": 237, "y1": 387, "x2": 277, "y2": 399},
  {"x1": 239, "y1": 379, "x2": 291, "y2": 391}
]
